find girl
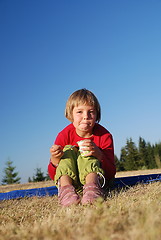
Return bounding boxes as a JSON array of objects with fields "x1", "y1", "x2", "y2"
[{"x1": 48, "y1": 89, "x2": 116, "y2": 206}]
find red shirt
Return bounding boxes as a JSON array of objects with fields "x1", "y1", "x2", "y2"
[{"x1": 48, "y1": 123, "x2": 116, "y2": 181}]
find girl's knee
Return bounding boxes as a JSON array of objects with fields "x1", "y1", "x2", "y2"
[
  {"x1": 60, "y1": 175, "x2": 73, "y2": 187},
  {"x1": 85, "y1": 172, "x2": 98, "y2": 184}
]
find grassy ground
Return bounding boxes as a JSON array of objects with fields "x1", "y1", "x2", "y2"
[{"x1": 0, "y1": 169, "x2": 161, "y2": 240}]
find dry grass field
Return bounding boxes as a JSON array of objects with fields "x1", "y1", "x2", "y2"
[{"x1": 0, "y1": 169, "x2": 161, "y2": 240}]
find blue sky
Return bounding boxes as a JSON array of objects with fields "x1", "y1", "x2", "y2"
[{"x1": 0, "y1": 0, "x2": 161, "y2": 183}]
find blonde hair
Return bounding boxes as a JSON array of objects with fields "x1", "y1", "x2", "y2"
[{"x1": 65, "y1": 89, "x2": 101, "y2": 122}]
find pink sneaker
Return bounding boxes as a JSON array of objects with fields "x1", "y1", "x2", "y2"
[
  {"x1": 81, "y1": 183, "x2": 104, "y2": 205},
  {"x1": 58, "y1": 185, "x2": 81, "y2": 207}
]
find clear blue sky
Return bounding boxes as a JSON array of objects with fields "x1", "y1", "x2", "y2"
[{"x1": 0, "y1": 0, "x2": 161, "y2": 183}]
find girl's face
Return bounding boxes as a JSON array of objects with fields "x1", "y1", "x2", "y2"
[{"x1": 72, "y1": 104, "x2": 97, "y2": 138}]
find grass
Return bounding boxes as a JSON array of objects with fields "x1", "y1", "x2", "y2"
[{"x1": 0, "y1": 169, "x2": 161, "y2": 240}]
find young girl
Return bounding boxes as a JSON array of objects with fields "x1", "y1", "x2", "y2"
[{"x1": 48, "y1": 89, "x2": 116, "y2": 206}]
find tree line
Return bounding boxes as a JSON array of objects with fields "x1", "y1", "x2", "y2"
[
  {"x1": 1, "y1": 160, "x2": 50, "y2": 185},
  {"x1": 1, "y1": 137, "x2": 161, "y2": 185},
  {"x1": 115, "y1": 137, "x2": 161, "y2": 171}
]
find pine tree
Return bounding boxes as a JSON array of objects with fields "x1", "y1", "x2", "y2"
[
  {"x1": 45, "y1": 172, "x2": 51, "y2": 181},
  {"x1": 114, "y1": 155, "x2": 120, "y2": 171},
  {"x1": 120, "y1": 138, "x2": 139, "y2": 171},
  {"x1": 154, "y1": 142, "x2": 161, "y2": 168},
  {"x1": 138, "y1": 137, "x2": 148, "y2": 169},
  {"x1": 116, "y1": 151, "x2": 126, "y2": 171},
  {"x1": 146, "y1": 143, "x2": 157, "y2": 169},
  {"x1": 32, "y1": 168, "x2": 46, "y2": 182},
  {"x1": 119, "y1": 138, "x2": 161, "y2": 171},
  {"x1": 28, "y1": 177, "x2": 32, "y2": 182},
  {"x1": 2, "y1": 160, "x2": 21, "y2": 185}
]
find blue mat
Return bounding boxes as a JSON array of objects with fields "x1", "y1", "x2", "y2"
[
  {"x1": 0, "y1": 173, "x2": 161, "y2": 200},
  {"x1": 114, "y1": 173, "x2": 161, "y2": 188},
  {"x1": 0, "y1": 186, "x2": 58, "y2": 201}
]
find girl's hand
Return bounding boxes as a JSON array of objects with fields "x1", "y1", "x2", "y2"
[
  {"x1": 80, "y1": 139, "x2": 102, "y2": 161},
  {"x1": 50, "y1": 144, "x2": 64, "y2": 166}
]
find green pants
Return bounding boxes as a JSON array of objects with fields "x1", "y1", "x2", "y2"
[{"x1": 54, "y1": 145, "x2": 104, "y2": 189}]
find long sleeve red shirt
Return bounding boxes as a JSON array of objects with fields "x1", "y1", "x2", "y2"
[{"x1": 48, "y1": 123, "x2": 116, "y2": 181}]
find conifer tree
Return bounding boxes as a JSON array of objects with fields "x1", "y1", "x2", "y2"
[
  {"x1": 114, "y1": 155, "x2": 121, "y2": 171},
  {"x1": 119, "y1": 148, "x2": 126, "y2": 171},
  {"x1": 45, "y1": 172, "x2": 51, "y2": 181},
  {"x1": 154, "y1": 142, "x2": 161, "y2": 168},
  {"x1": 120, "y1": 138, "x2": 139, "y2": 171},
  {"x1": 118, "y1": 138, "x2": 161, "y2": 172},
  {"x1": 138, "y1": 137, "x2": 148, "y2": 169},
  {"x1": 146, "y1": 143, "x2": 157, "y2": 169},
  {"x1": 32, "y1": 168, "x2": 46, "y2": 182},
  {"x1": 2, "y1": 160, "x2": 21, "y2": 184},
  {"x1": 28, "y1": 177, "x2": 32, "y2": 182}
]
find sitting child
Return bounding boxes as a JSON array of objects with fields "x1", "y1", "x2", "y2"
[{"x1": 48, "y1": 88, "x2": 116, "y2": 206}]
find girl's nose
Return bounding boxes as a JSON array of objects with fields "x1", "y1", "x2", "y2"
[{"x1": 83, "y1": 112, "x2": 89, "y2": 119}]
